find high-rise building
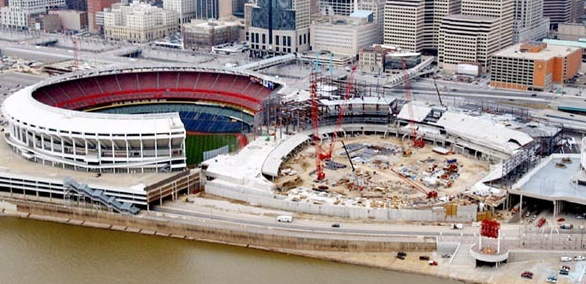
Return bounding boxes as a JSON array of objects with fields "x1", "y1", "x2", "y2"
[
  {"x1": 461, "y1": 0, "x2": 514, "y2": 51},
  {"x1": 383, "y1": 0, "x2": 459, "y2": 52},
  {"x1": 65, "y1": 0, "x2": 86, "y2": 11},
  {"x1": 232, "y1": 0, "x2": 246, "y2": 17},
  {"x1": 383, "y1": 0, "x2": 425, "y2": 51},
  {"x1": 103, "y1": 2, "x2": 178, "y2": 42},
  {"x1": 1, "y1": 0, "x2": 66, "y2": 28},
  {"x1": 513, "y1": 0, "x2": 549, "y2": 43},
  {"x1": 164, "y1": 0, "x2": 195, "y2": 23},
  {"x1": 438, "y1": 15, "x2": 501, "y2": 67},
  {"x1": 87, "y1": 0, "x2": 119, "y2": 33},
  {"x1": 194, "y1": 0, "x2": 232, "y2": 19},
  {"x1": 357, "y1": 0, "x2": 385, "y2": 43},
  {"x1": 543, "y1": 0, "x2": 572, "y2": 30},
  {"x1": 247, "y1": 0, "x2": 310, "y2": 56},
  {"x1": 318, "y1": 0, "x2": 354, "y2": 15}
]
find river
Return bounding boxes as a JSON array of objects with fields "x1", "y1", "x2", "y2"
[{"x1": 0, "y1": 217, "x2": 463, "y2": 284}]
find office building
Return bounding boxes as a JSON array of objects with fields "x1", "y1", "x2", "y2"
[
  {"x1": 103, "y1": 2, "x2": 178, "y2": 43},
  {"x1": 490, "y1": 42, "x2": 582, "y2": 91},
  {"x1": 183, "y1": 18, "x2": 241, "y2": 49},
  {"x1": 87, "y1": 0, "x2": 119, "y2": 33},
  {"x1": 383, "y1": 0, "x2": 459, "y2": 52},
  {"x1": 247, "y1": 0, "x2": 310, "y2": 56},
  {"x1": 513, "y1": 0, "x2": 549, "y2": 43},
  {"x1": 1, "y1": 0, "x2": 65, "y2": 28},
  {"x1": 310, "y1": 11, "x2": 378, "y2": 56}
]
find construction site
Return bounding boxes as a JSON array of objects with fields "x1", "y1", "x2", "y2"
[{"x1": 275, "y1": 134, "x2": 490, "y2": 210}]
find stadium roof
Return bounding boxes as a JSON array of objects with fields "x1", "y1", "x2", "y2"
[{"x1": 3, "y1": 86, "x2": 184, "y2": 135}]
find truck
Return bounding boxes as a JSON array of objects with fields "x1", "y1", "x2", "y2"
[
  {"x1": 560, "y1": 256, "x2": 572, "y2": 262},
  {"x1": 451, "y1": 223, "x2": 463, "y2": 230},
  {"x1": 276, "y1": 215, "x2": 293, "y2": 223}
]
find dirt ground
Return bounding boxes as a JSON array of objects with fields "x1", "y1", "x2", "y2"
[{"x1": 275, "y1": 134, "x2": 490, "y2": 209}]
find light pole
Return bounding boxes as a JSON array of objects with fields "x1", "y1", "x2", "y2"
[{"x1": 580, "y1": 225, "x2": 584, "y2": 249}]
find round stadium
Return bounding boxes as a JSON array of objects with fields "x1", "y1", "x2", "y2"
[{"x1": 1, "y1": 65, "x2": 279, "y2": 173}]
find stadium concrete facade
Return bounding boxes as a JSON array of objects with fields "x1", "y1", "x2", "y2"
[{"x1": 2, "y1": 65, "x2": 279, "y2": 174}]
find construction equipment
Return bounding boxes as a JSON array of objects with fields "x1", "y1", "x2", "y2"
[
  {"x1": 401, "y1": 58, "x2": 425, "y2": 148},
  {"x1": 310, "y1": 63, "x2": 357, "y2": 180},
  {"x1": 310, "y1": 71, "x2": 325, "y2": 180},
  {"x1": 400, "y1": 133, "x2": 412, "y2": 157},
  {"x1": 390, "y1": 167, "x2": 438, "y2": 198},
  {"x1": 432, "y1": 77, "x2": 445, "y2": 108},
  {"x1": 320, "y1": 65, "x2": 357, "y2": 160}
]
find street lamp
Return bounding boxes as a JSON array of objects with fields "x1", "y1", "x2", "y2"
[{"x1": 580, "y1": 225, "x2": 584, "y2": 249}]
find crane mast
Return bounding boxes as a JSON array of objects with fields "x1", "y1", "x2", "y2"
[{"x1": 401, "y1": 58, "x2": 424, "y2": 148}]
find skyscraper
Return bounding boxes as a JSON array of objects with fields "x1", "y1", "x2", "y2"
[
  {"x1": 383, "y1": 0, "x2": 460, "y2": 52},
  {"x1": 543, "y1": 0, "x2": 572, "y2": 30},
  {"x1": 247, "y1": 0, "x2": 310, "y2": 56},
  {"x1": 513, "y1": 0, "x2": 549, "y2": 43}
]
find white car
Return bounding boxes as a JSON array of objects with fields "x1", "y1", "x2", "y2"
[{"x1": 574, "y1": 255, "x2": 585, "y2": 261}]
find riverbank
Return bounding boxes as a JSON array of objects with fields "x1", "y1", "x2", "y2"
[{"x1": 0, "y1": 198, "x2": 584, "y2": 284}]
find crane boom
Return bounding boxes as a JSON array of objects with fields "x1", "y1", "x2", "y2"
[{"x1": 432, "y1": 77, "x2": 445, "y2": 107}]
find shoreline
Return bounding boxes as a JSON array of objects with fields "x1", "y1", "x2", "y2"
[{"x1": 1, "y1": 199, "x2": 584, "y2": 284}]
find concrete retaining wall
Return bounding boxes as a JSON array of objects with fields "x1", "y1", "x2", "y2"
[
  {"x1": 9, "y1": 199, "x2": 437, "y2": 253},
  {"x1": 206, "y1": 182, "x2": 478, "y2": 222}
]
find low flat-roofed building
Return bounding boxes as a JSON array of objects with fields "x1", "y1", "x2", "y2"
[
  {"x1": 359, "y1": 44, "x2": 421, "y2": 73},
  {"x1": 490, "y1": 42, "x2": 582, "y2": 91},
  {"x1": 542, "y1": 38, "x2": 586, "y2": 62},
  {"x1": 183, "y1": 18, "x2": 241, "y2": 50}
]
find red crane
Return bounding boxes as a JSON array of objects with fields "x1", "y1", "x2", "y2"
[
  {"x1": 320, "y1": 66, "x2": 357, "y2": 160},
  {"x1": 390, "y1": 167, "x2": 437, "y2": 198},
  {"x1": 401, "y1": 58, "x2": 425, "y2": 148},
  {"x1": 311, "y1": 66, "x2": 357, "y2": 180},
  {"x1": 310, "y1": 71, "x2": 325, "y2": 180}
]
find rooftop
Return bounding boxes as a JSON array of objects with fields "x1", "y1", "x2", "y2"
[
  {"x1": 513, "y1": 155, "x2": 586, "y2": 205},
  {"x1": 493, "y1": 43, "x2": 581, "y2": 60}
]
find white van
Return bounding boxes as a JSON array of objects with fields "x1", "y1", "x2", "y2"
[
  {"x1": 276, "y1": 215, "x2": 293, "y2": 223},
  {"x1": 561, "y1": 256, "x2": 572, "y2": 262}
]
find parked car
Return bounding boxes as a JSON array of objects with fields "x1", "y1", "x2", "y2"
[
  {"x1": 561, "y1": 265, "x2": 570, "y2": 271},
  {"x1": 546, "y1": 276, "x2": 558, "y2": 283},
  {"x1": 560, "y1": 223, "x2": 574, "y2": 230},
  {"x1": 429, "y1": 260, "x2": 438, "y2": 266},
  {"x1": 561, "y1": 256, "x2": 572, "y2": 262},
  {"x1": 441, "y1": 254, "x2": 451, "y2": 259},
  {"x1": 574, "y1": 255, "x2": 585, "y2": 261},
  {"x1": 419, "y1": 255, "x2": 430, "y2": 261},
  {"x1": 521, "y1": 271, "x2": 534, "y2": 279},
  {"x1": 331, "y1": 223, "x2": 340, "y2": 228},
  {"x1": 397, "y1": 252, "x2": 407, "y2": 259},
  {"x1": 559, "y1": 269, "x2": 569, "y2": 275}
]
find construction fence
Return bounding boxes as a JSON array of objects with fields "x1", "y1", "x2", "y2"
[{"x1": 205, "y1": 181, "x2": 478, "y2": 222}]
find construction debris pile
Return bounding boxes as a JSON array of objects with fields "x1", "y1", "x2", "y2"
[{"x1": 275, "y1": 136, "x2": 490, "y2": 210}]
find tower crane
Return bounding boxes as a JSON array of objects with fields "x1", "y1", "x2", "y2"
[{"x1": 401, "y1": 58, "x2": 425, "y2": 148}]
